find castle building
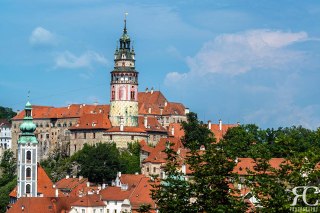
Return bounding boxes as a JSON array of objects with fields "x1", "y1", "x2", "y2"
[
  {"x1": 109, "y1": 19, "x2": 139, "y2": 128},
  {"x1": 17, "y1": 97, "x2": 38, "y2": 198}
]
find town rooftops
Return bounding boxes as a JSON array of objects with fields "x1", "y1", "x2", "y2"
[
  {"x1": 233, "y1": 158, "x2": 286, "y2": 175},
  {"x1": 55, "y1": 176, "x2": 88, "y2": 191},
  {"x1": 120, "y1": 174, "x2": 145, "y2": 188},
  {"x1": 129, "y1": 177, "x2": 156, "y2": 210},
  {"x1": 139, "y1": 139, "x2": 154, "y2": 153},
  {"x1": 100, "y1": 186, "x2": 133, "y2": 201},
  {"x1": 70, "y1": 194, "x2": 105, "y2": 207},
  {"x1": 69, "y1": 114, "x2": 111, "y2": 130},
  {"x1": 0, "y1": 118, "x2": 11, "y2": 127}
]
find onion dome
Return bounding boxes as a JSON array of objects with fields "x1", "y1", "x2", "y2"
[{"x1": 18, "y1": 95, "x2": 38, "y2": 144}]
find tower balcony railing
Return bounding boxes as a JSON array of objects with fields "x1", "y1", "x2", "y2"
[{"x1": 111, "y1": 80, "x2": 138, "y2": 84}]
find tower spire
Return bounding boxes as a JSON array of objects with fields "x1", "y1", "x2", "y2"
[{"x1": 124, "y1": 13, "x2": 128, "y2": 34}]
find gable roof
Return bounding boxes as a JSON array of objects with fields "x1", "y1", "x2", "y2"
[
  {"x1": 100, "y1": 187, "x2": 132, "y2": 201},
  {"x1": 139, "y1": 140, "x2": 154, "y2": 153},
  {"x1": 120, "y1": 174, "x2": 145, "y2": 188},
  {"x1": 209, "y1": 124, "x2": 237, "y2": 142},
  {"x1": 12, "y1": 104, "x2": 110, "y2": 120},
  {"x1": 129, "y1": 177, "x2": 156, "y2": 210},
  {"x1": 233, "y1": 158, "x2": 286, "y2": 175},
  {"x1": 0, "y1": 118, "x2": 11, "y2": 127},
  {"x1": 55, "y1": 177, "x2": 88, "y2": 190},
  {"x1": 69, "y1": 114, "x2": 111, "y2": 130},
  {"x1": 7, "y1": 197, "x2": 79, "y2": 213},
  {"x1": 138, "y1": 116, "x2": 167, "y2": 133},
  {"x1": 162, "y1": 102, "x2": 185, "y2": 115},
  {"x1": 168, "y1": 123, "x2": 185, "y2": 139},
  {"x1": 138, "y1": 91, "x2": 167, "y2": 107},
  {"x1": 70, "y1": 194, "x2": 105, "y2": 207}
]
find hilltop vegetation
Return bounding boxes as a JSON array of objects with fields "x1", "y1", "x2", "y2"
[{"x1": 41, "y1": 142, "x2": 141, "y2": 183}]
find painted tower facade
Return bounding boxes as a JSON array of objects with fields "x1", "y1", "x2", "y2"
[
  {"x1": 109, "y1": 19, "x2": 139, "y2": 127},
  {"x1": 17, "y1": 97, "x2": 38, "y2": 198}
]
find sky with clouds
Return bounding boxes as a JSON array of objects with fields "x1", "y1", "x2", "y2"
[{"x1": 1, "y1": 0, "x2": 320, "y2": 130}]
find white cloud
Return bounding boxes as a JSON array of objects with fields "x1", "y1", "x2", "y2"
[
  {"x1": 30, "y1": 27, "x2": 59, "y2": 47},
  {"x1": 164, "y1": 72, "x2": 188, "y2": 84},
  {"x1": 166, "y1": 45, "x2": 182, "y2": 59},
  {"x1": 53, "y1": 51, "x2": 108, "y2": 70},
  {"x1": 165, "y1": 29, "x2": 313, "y2": 84}
]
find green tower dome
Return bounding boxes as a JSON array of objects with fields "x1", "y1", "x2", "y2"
[{"x1": 18, "y1": 95, "x2": 38, "y2": 144}]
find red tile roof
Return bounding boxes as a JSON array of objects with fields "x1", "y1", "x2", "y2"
[
  {"x1": 129, "y1": 177, "x2": 156, "y2": 210},
  {"x1": 138, "y1": 116, "x2": 167, "y2": 133},
  {"x1": 0, "y1": 118, "x2": 11, "y2": 127},
  {"x1": 69, "y1": 183, "x2": 100, "y2": 197},
  {"x1": 9, "y1": 186, "x2": 17, "y2": 197},
  {"x1": 100, "y1": 187, "x2": 132, "y2": 201},
  {"x1": 209, "y1": 124, "x2": 237, "y2": 142},
  {"x1": 105, "y1": 127, "x2": 147, "y2": 133},
  {"x1": 162, "y1": 102, "x2": 185, "y2": 115},
  {"x1": 233, "y1": 158, "x2": 286, "y2": 175},
  {"x1": 143, "y1": 138, "x2": 184, "y2": 163},
  {"x1": 168, "y1": 123, "x2": 185, "y2": 139},
  {"x1": 138, "y1": 91, "x2": 167, "y2": 107},
  {"x1": 120, "y1": 174, "x2": 145, "y2": 188},
  {"x1": 138, "y1": 103, "x2": 162, "y2": 115},
  {"x1": 69, "y1": 114, "x2": 111, "y2": 130},
  {"x1": 139, "y1": 140, "x2": 154, "y2": 153},
  {"x1": 55, "y1": 177, "x2": 88, "y2": 190},
  {"x1": 7, "y1": 197, "x2": 79, "y2": 213},
  {"x1": 12, "y1": 104, "x2": 110, "y2": 120},
  {"x1": 70, "y1": 194, "x2": 105, "y2": 207}
]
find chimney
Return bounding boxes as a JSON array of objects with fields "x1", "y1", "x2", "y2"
[
  {"x1": 235, "y1": 156, "x2": 238, "y2": 164},
  {"x1": 151, "y1": 87, "x2": 154, "y2": 94},
  {"x1": 184, "y1": 108, "x2": 189, "y2": 114},
  {"x1": 94, "y1": 102, "x2": 98, "y2": 106},
  {"x1": 145, "y1": 88, "x2": 149, "y2": 93},
  {"x1": 73, "y1": 175, "x2": 76, "y2": 178},
  {"x1": 52, "y1": 185, "x2": 56, "y2": 189},
  {"x1": 83, "y1": 103, "x2": 86, "y2": 107},
  {"x1": 55, "y1": 189, "x2": 58, "y2": 197},
  {"x1": 112, "y1": 180, "x2": 115, "y2": 186},
  {"x1": 177, "y1": 147, "x2": 181, "y2": 154},
  {"x1": 219, "y1": 119, "x2": 222, "y2": 131},
  {"x1": 98, "y1": 186, "x2": 101, "y2": 190},
  {"x1": 118, "y1": 172, "x2": 121, "y2": 178},
  {"x1": 164, "y1": 100, "x2": 167, "y2": 107},
  {"x1": 66, "y1": 175, "x2": 69, "y2": 180},
  {"x1": 144, "y1": 116, "x2": 148, "y2": 129},
  {"x1": 182, "y1": 164, "x2": 186, "y2": 175},
  {"x1": 120, "y1": 116, "x2": 124, "y2": 132},
  {"x1": 148, "y1": 107, "x2": 151, "y2": 114},
  {"x1": 102, "y1": 183, "x2": 106, "y2": 190},
  {"x1": 68, "y1": 104, "x2": 70, "y2": 110},
  {"x1": 79, "y1": 176, "x2": 83, "y2": 181},
  {"x1": 79, "y1": 189, "x2": 82, "y2": 197},
  {"x1": 237, "y1": 121, "x2": 240, "y2": 126},
  {"x1": 208, "y1": 120, "x2": 212, "y2": 130},
  {"x1": 135, "y1": 172, "x2": 138, "y2": 175},
  {"x1": 87, "y1": 182, "x2": 90, "y2": 187},
  {"x1": 171, "y1": 125, "x2": 174, "y2": 136},
  {"x1": 200, "y1": 145, "x2": 205, "y2": 151},
  {"x1": 99, "y1": 108, "x2": 102, "y2": 113}
]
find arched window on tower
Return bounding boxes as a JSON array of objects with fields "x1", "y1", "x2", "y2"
[
  {"x1": 26, "y1": 151, "x2": 31, "y2": 162},
  {"x1": 112, "y1": 91, "x2": 115, "y2": 100},
  {"x1": 26, "y1": 168, "x2": 31, "y2": 178},
  {"x1": 26, "y1": 184, "x2": 31, "y2": 194}
]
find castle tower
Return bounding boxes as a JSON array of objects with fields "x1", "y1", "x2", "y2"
[
  {"x1": 17, "y1": 96, "x2": 38, "y2": 198},
  {"x1": 109, "y1": 19, "x2": 139, "y2": 127}
]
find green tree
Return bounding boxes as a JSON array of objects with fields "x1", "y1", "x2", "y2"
[
  {"x1": 136, "y1": 204, "x2": 152, "y2": 213},
  {"x1": 0, "y1": 107, "x2": 17, "y2": 123},
  {"x1": 0, "y1": 150, "x2": 16, "y2": 186},
  {"x1": 150, "y1": 141, "x2": 194, "y2": 212},
  {"x1": 0, "y1": 177, "x2": 16, "y2": 213},
  {"x1": 181, "y1": 112, "x2": 212, "y2": 148}
]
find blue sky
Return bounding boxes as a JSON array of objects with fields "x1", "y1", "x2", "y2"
[{"x1": 1, "y1": 0, "x2": 320, "y2": 129}]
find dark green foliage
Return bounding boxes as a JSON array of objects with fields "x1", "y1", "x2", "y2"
[
  {"x1": 0, "y1": 150, "x2": 16, "y2": 185},
  {"x1": 73, "y1": 143, "x2": 121, "y2": 183},
  {"x1": 136, "y1": 204, "x2": 152, "y2": 213},
  {"x1": 0, "y1": 106, "x2": 17, "y2": 123},
  {"x1": 181, "y1": 112, "x2": 212, "y2": 148},
  {"x1": 0, "y1": 178, "x2": 17, "y2": 213}
]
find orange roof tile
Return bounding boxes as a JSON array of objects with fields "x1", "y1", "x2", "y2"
[
  {"x1": 168, "y1": 123, "x2": 185, "y2": 139},
  {"x1": 138, "y1": 116, "x2": 167, "y2": 133},
  {"x1": 120, "y1": 174, "x2": 145, "y2": 188},
  {"x1": 139, "y1": 139, "x2": 154, "y2": 153},
  {"x1": 105, "y1": 127, "x2": 147, "y2": 133},
  {"x1": 209, "y1": 124, "x2": 237, "y2": 142},
  {"x1": 9, "y1": 186, "x2": 17, "y2": 197},
  {"x1": 70, "y1": 194, "x2": 105, "y2": 207},
  {"x1": 143, "y1": 138, "x2": 184, "y2": 163},
  {"x1": 7, "y1": 197, "x2": 79, "y2": 213},
  {"x1": 55, "y1": 177, "x2": 88, "y2": 190},
  {"x1": 69, "y1": 114, "x2": 111, "y2": 130},
  {"x1": 138, "y1": 103, "x2": 162, "y2": 115},
  {"x1": 162, "y1": 102, "x2": 186, "y2": 115},
  {"x1": 233, "y1": 158, "x2": 286, "y2": 175},
  {"x1": 129, "y1": 177, "x2": 156, "y2": 210},
  {"x1": 100, "y1": 187, "x2": 132, "y2": 201},
  {"x1": 138, "y1": 91, "x2": 167, "y2": 107}
]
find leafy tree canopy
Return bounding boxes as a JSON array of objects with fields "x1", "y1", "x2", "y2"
[{"x1": 0, "y1": 107, "x2": 17, "y2": 123}]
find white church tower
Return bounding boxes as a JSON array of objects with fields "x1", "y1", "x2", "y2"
[{"x1": 17, "y1": 96, "x2": 38, "y2": 198}]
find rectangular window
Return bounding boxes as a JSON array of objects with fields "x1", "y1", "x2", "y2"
[
  {"x1": 131, "y1": 135, "x2": 134, "y2": 140},
  {"x1": 93, "y1": 132, "x2": 96, "y2": 139},
  {"x1": 110, "y1": 135, "x2": 112, "y2": 140},
  {"x1": 107, "y1": 201, "x2": 109, "y2": 205},
  {"x1": 173, "y1": 118, "x2": 175, "y2": 123},
  {"x1": 166, "y1": 117, "x2": 169, "y2": 123},
  {"x1": 46, "y1": 134, "x2": 49, "y2": 139},
  {"x1": 82, "y1": 210, "x2": 85, "y2": 213},
  {"x1": 75, "y1": 133, "x2": 77, "y2": 139},
  {"x1": 107, "y1": 210, "x2": 110, "y2": 213},
  {"x1": 84, "y1": 133, "x2": 86, "y2": 139},
  {"x1": 153, "y1": 135, "x2": 156, "y2": 141}
]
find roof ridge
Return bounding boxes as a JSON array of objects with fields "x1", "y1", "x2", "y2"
[{"x1": 129, "y1": 176, "x2": 144, "y2": 199}]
